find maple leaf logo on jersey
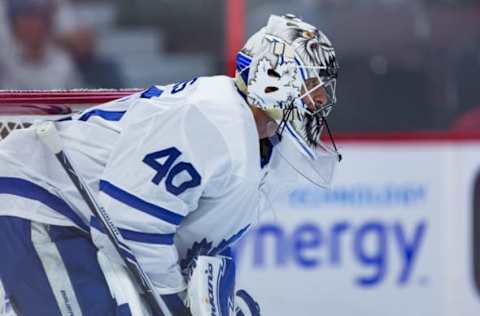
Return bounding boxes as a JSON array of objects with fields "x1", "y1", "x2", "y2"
[
  {"x1": 247, "y1": 58, "x2": 300, "y2": 110},
  {"x1": 180, "y1": 225, "x2": 251, "y2": 279}
]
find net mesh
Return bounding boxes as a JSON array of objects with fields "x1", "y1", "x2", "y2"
[
  {"x1": 0, "y1": 117, "x2": 34, "y2": 140},
  {"x1": 0, "y1": 114, "x2": 75, "y2": 140},
  {"x1": 0, "y1": 89, "x2": 140, "y2": 140}
]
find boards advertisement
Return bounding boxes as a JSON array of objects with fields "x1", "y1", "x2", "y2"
[{"x1": 236, "y1": 140, "x2": 480, "y2": 316}]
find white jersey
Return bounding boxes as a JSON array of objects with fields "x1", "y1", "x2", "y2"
[{"x1": 0, "y1": 76, "x2": 263, "y2": 294}]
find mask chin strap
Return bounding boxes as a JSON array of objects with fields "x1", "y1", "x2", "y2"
[{"x1": 321, "y1": 115, "x2": 342, "y2": 162}]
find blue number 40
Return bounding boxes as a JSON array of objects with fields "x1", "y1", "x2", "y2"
[{"x1": 143, "y1": 147, "x2": 201, "y2": 196}]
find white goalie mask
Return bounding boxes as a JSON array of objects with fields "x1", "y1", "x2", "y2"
[{"x1": 235, "y1": 14, "x2": 341, "y2": 189}]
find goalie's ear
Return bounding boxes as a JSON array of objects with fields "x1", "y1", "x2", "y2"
[{"x1": 187, "y1": 256, "x2": 236, "y2": 316}]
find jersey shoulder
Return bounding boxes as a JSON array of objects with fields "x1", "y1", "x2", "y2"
[
  {"x1": 112, "y1": 88, "x2": 233, "y2": 200},
  {"x1": 191, "y1": 76, "x2": 261, "y2": 181},
  {"x1": 120, "y1": 75, "x2": 261, "y2": 182}
]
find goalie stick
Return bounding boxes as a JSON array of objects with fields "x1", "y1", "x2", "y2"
[{"x1": 35, "y1": 121, "x2": 189, "y2": 316}]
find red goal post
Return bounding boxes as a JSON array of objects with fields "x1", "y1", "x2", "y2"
[{"x1": 0, "y1": 89, "x2": 141, "y2": 140}]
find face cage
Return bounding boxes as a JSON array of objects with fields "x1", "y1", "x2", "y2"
[
  {"x1": 296, "y1": 69, "x2": 337, "y2": 118},
  {"x1": 283, "y1": 66, "x2": 338, "y2": 150},
  {"x1": 296, "y1": 78, "x2": 337, "y2": 117}
]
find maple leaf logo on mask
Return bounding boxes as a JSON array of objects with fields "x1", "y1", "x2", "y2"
[{"x1": 248, "y1": 58, "x2": 301, "y2": 109}]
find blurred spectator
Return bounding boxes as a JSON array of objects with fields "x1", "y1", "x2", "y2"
[
  {"x1": 53, "y1": 0, "x2": 81, "y2": 36},
  {"x1": 52, "y1": 0, "x2": 126, "y2": 88},
  {"x1": 0, "y1": 0, "x2": 81, "y2": 90},
  {"x1": 60, "y1": 26, "x2": 126, "y2": 89}
]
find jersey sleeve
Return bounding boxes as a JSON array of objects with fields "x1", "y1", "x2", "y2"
[{"x1": 94, "y1": 100, "x2": 232, "y2": 294}]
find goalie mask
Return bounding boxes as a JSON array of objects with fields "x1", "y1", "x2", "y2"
[{"x1": 235, "y1": 14, "x2": 341, "y2": 188}]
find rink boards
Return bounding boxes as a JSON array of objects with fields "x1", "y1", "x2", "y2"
[{"x1": 235, "y1": 136, "x2": 480, "y2": 316}]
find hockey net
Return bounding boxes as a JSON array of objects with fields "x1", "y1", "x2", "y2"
[{"x1": 0, "y1": 89, "x2": 140, "y2": 140}]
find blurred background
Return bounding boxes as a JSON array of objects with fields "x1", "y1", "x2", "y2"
[
  {"x1": 0, "y1": 0, "x2": 479, "y2": 132},
  {"x1": 1, "y1": 1, "x2": 480, "y2": 315}
]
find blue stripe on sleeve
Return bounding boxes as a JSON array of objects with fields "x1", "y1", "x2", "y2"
[
  {"x1": 90, "y1": 216, "x2": 174, "y2": 245},
  {"x1": 0, "y1": 177, "x2": 89, "y2": 232},
  {"x1": 99, "y1": 180, "x2": 184, "y2": 226},
  {"x1": 78, "y1": 109, "x2": 126, "y2": 122}
]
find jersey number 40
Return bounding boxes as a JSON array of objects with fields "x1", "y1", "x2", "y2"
[{"x1": 143, "y1": 147, "x2": 201, "y2": 196}]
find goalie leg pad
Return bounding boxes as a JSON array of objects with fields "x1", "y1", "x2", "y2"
[
  {"x1": 0, "y1": 217, "x2": 121, "y2": 315},
  {"x1": 187, "y1": 255, "x2": 236, "y2": 316}
]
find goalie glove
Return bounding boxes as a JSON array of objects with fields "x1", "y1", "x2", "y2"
[
  {"x1": 186, "y1": 256, "x2": 262, "y2": 316},
  {"x1": 187, "y1": 255, "x2": 236, "y2": 316}
]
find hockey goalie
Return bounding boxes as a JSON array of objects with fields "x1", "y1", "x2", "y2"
[{"x1": 0, "y1": 14, "x2": 340, "y2": 316}]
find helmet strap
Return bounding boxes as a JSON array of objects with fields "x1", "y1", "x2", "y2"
[
  {"x1": 321, "y1": 116, "x2": 342, "y2": 162},
  {"x1": 277, "y1": 104, "x2": 295, "y2": 138}
]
